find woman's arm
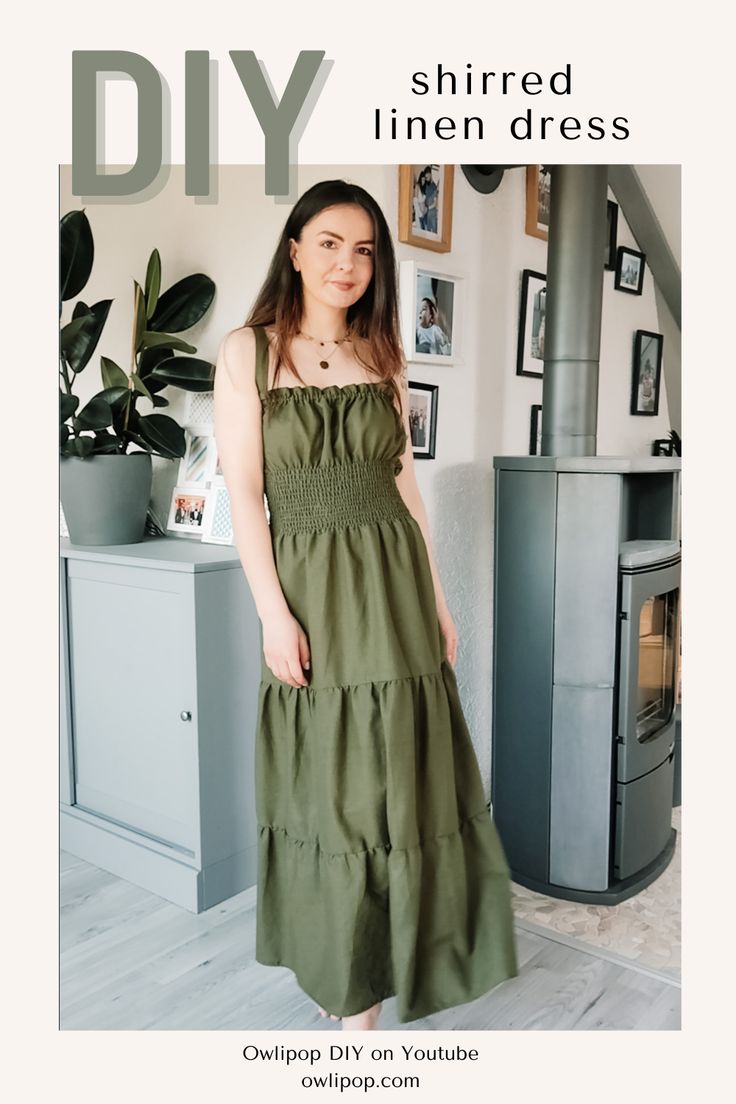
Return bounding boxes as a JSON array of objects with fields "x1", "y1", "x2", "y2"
[{"x1": 213, "y1": 327, "x2": 289, "y2": 621}]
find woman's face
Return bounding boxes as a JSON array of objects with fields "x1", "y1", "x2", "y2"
[{"x1": 289, "y1": 203, "x2": 375, "y2": 312}]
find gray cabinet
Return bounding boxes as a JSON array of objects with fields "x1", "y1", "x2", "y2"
[{"x1": 60, "y1": 536, "x2": 262, "y2": 913}]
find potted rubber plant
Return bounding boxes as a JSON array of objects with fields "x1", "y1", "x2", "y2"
[{"x1": 59, "y1": 209, "x2": 216, "y2": 544}]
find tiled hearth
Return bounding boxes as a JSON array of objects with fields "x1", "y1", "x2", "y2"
[{"x1": 510, "y1": 807, "x2": 681, "y2": 980}]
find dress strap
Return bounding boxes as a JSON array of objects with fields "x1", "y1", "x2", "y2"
[{"x1": 253, "y1": 325, "x2": 270, "y2": 398}]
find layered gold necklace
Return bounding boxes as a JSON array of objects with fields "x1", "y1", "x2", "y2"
[{"x1": 298, "y1": 329, "x2": 352, "y2": 370}]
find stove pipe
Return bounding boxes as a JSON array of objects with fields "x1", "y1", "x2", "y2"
[{"x1": 541, "y1": 165, "x2": 609, "y2": 457}]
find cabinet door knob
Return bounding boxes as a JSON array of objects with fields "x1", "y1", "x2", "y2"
[{"x1": 180, "y1": 710, "x2": 192, "y2": 722}]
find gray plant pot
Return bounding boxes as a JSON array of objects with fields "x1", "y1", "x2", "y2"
[{"x1": 60, "y1": 451, "x2": 153, "y2": 545}]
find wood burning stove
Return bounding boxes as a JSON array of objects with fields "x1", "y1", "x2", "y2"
[{"x1": 491, "y1": 455, "x2": 681, "y2": 904}]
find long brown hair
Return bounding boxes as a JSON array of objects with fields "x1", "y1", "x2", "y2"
[{"x1": 244, "y1": 180, "x2": 405, "y2": 409}]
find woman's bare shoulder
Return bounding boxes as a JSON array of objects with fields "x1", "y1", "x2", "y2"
[
  {"x1": 221, "y1": 324, "x2": 257, "y2": 357},
  {"x1": 218, "y1": 326, "x2": 261, "y2": 388}
]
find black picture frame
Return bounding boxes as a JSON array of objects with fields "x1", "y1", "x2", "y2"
[
  {"x1": 631, "y1": 329, "x2": 663, "y2": 416},
  {"x1": 605, "y1": 200, "x2": 619, "y2": 271},
  {"x1": 407, "y1": 380, "x2": 438, "y2": 459},
  {"x1": 516, "y1": 268, "x2": 547, "y2": 379},
  {"x1": 615, "y1": 246, "x2": 646, "y2": 295},
  {"x1": 529, "y1": 404, "x2": 542, "y2": 455}
]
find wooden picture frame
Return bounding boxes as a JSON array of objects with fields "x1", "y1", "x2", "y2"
[
  {"x1": 398, "y1": 165, "x2": 454, "y2": 252},
  {"x1": 525, "y1": 165, "x2": 551, "y2": 240}
]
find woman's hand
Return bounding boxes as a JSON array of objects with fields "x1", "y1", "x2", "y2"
[
  {"x1": 262, "y1": 608, "x2": 311, "y2": 688},
  {"x1": 437, "y1": 602, "x2": 459, "y2": 668}
]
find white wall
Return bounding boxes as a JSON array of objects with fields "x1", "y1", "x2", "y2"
[{"x1": 60, "y1": 165, "x2": 677, "y2": 795}]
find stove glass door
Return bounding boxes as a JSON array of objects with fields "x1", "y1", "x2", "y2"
[{"x1": 636, "y1": 587, "x2": 679, "y2": 742}]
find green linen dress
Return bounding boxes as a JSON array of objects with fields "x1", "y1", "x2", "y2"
[{"x1": 252, "y1": 325, "x2": 518, "y2": 1023}]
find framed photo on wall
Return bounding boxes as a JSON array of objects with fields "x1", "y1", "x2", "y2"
[
  {"x1": 605, "y1": 200, "x2": 619, "y2": 270},
  {"x1": 183, "y1": 389, "x2": 215, "y2": 427},
  {"x1": 631, "y1": 329, "x2": 664, "y2": 416},
  {"x1": 525, "y1": 165, "x2": 551, "y2": 240},
  {"x1": 177, "y1": 424, "x2": 219, "y2": 487},
  {"x1": 407, "y1": 380, "x2": 438, "y2": 459},
  {"x1": 200, "y1": 477, "x2": 234, "y2": 545},
  {"x1": 399, "y1": 260, "x2": 461, "y2": 364},
  {"x1": 529, "y1": 404, "x2": 542, "y2": 455},
  {"x1": 398, "y1": 165, "x2": 454, "y2": 252},
  {"x1": 516, "y1": 268, "x2": 547, "y2": 378},
  {"x1": 615, "y1": 246, "x2": 646, "y2": 294}
]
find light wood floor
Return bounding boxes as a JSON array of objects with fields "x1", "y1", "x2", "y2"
[{"x1": 60, "y1": 851, "x2": 680, "y2": 1031}]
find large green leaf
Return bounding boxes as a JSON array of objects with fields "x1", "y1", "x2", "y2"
[
  {"x1": 130, "y1": 372, "x2": 154, "y2": 401},
  {"x1": 91, "y1": 430, "x2": 122, "y2": 454},
  {"x1": 133, "y1": 281, "x2": 147, "y2": 352},
  {"x1": 125, "y1": 431, "x2": 154, "y2": 453},
  {"x1": 60, "y1": 299, "x2": 113, "y2": 373},
  {"x1": 148, "y1": 273, "x2": 215, "y2": 333},
  {"x1": 100, "y1": 356, "x2": 129, "y2": 390},
  {"x1": 138, "y1": 345, "x2": 173, "y2": 393},
  {"x1": 112, "y1": 389, "x2": 140, "y2": 432},
  {"x1": 71, "y1": 435, "x2": 95, "y2": 458},
  {"x1": 60, "y1": 391, "x2": 79, "y2": 422},
  {"x1": 149, "y1": 356, "x2": 216, "y2": 391},
  {"x1": 140, "y1": 331, "x2": 197, "y2": 354},
  {"x1": 136, "y1": 413, "x2": 187, "y2": 458},
  {"x1": 60, "y1": 210, "x2": 94, "y2": 302},
  {"x1": 144, "y1": 249, "x2": 161, "y2": 320},
  {"x1": 76, "y1": 393, "x2": 113, "y2": 430},
  {"x1": 96, "y1": 386, "x2": 130, "y2": 405}
]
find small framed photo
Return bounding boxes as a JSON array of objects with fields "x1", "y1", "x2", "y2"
[
  {"x1": 408, "y1": 380, "x2": 438, "y2": 459},
  {"x1": 400, "y1": 260, "x2": 461, "y2": 364},
  {"x1": 167, "y1": 486, "x2": 209, "y2": 537},
  {"x1": 183, "y1": 390, "x2": 215, "y2": 427},
  {"x1": 398, "y1": 165, "x2": 454, "y2": 252},
  {"x1": 200, "y1": 477, "x2": 234, "y2": 545},
  {"x1": 529, "y1": 404, "x2": 543, "y2": 456},
  {"x1": 605, "y1": 200, "x2": 619, "y2": 271},
  {"x1": 516, "y1": 269, "x2": 547, "y2": 379},
  {"x1": 177, "y1": 425, "x2": 219, "y2": 487},
  {"x1": 525, "y1": 165, "x2": 552, "y2": 240},
  {"x1": 615, "y1": 246, "x2": 646, "y2": 294},
  {"x1": 631, "y1": 329, "x2": 664, "y2": 416}
]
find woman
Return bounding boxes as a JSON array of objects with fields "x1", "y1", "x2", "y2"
[{"x1": 213, "y1": 180, "x2": 518, "y2": 1031}]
